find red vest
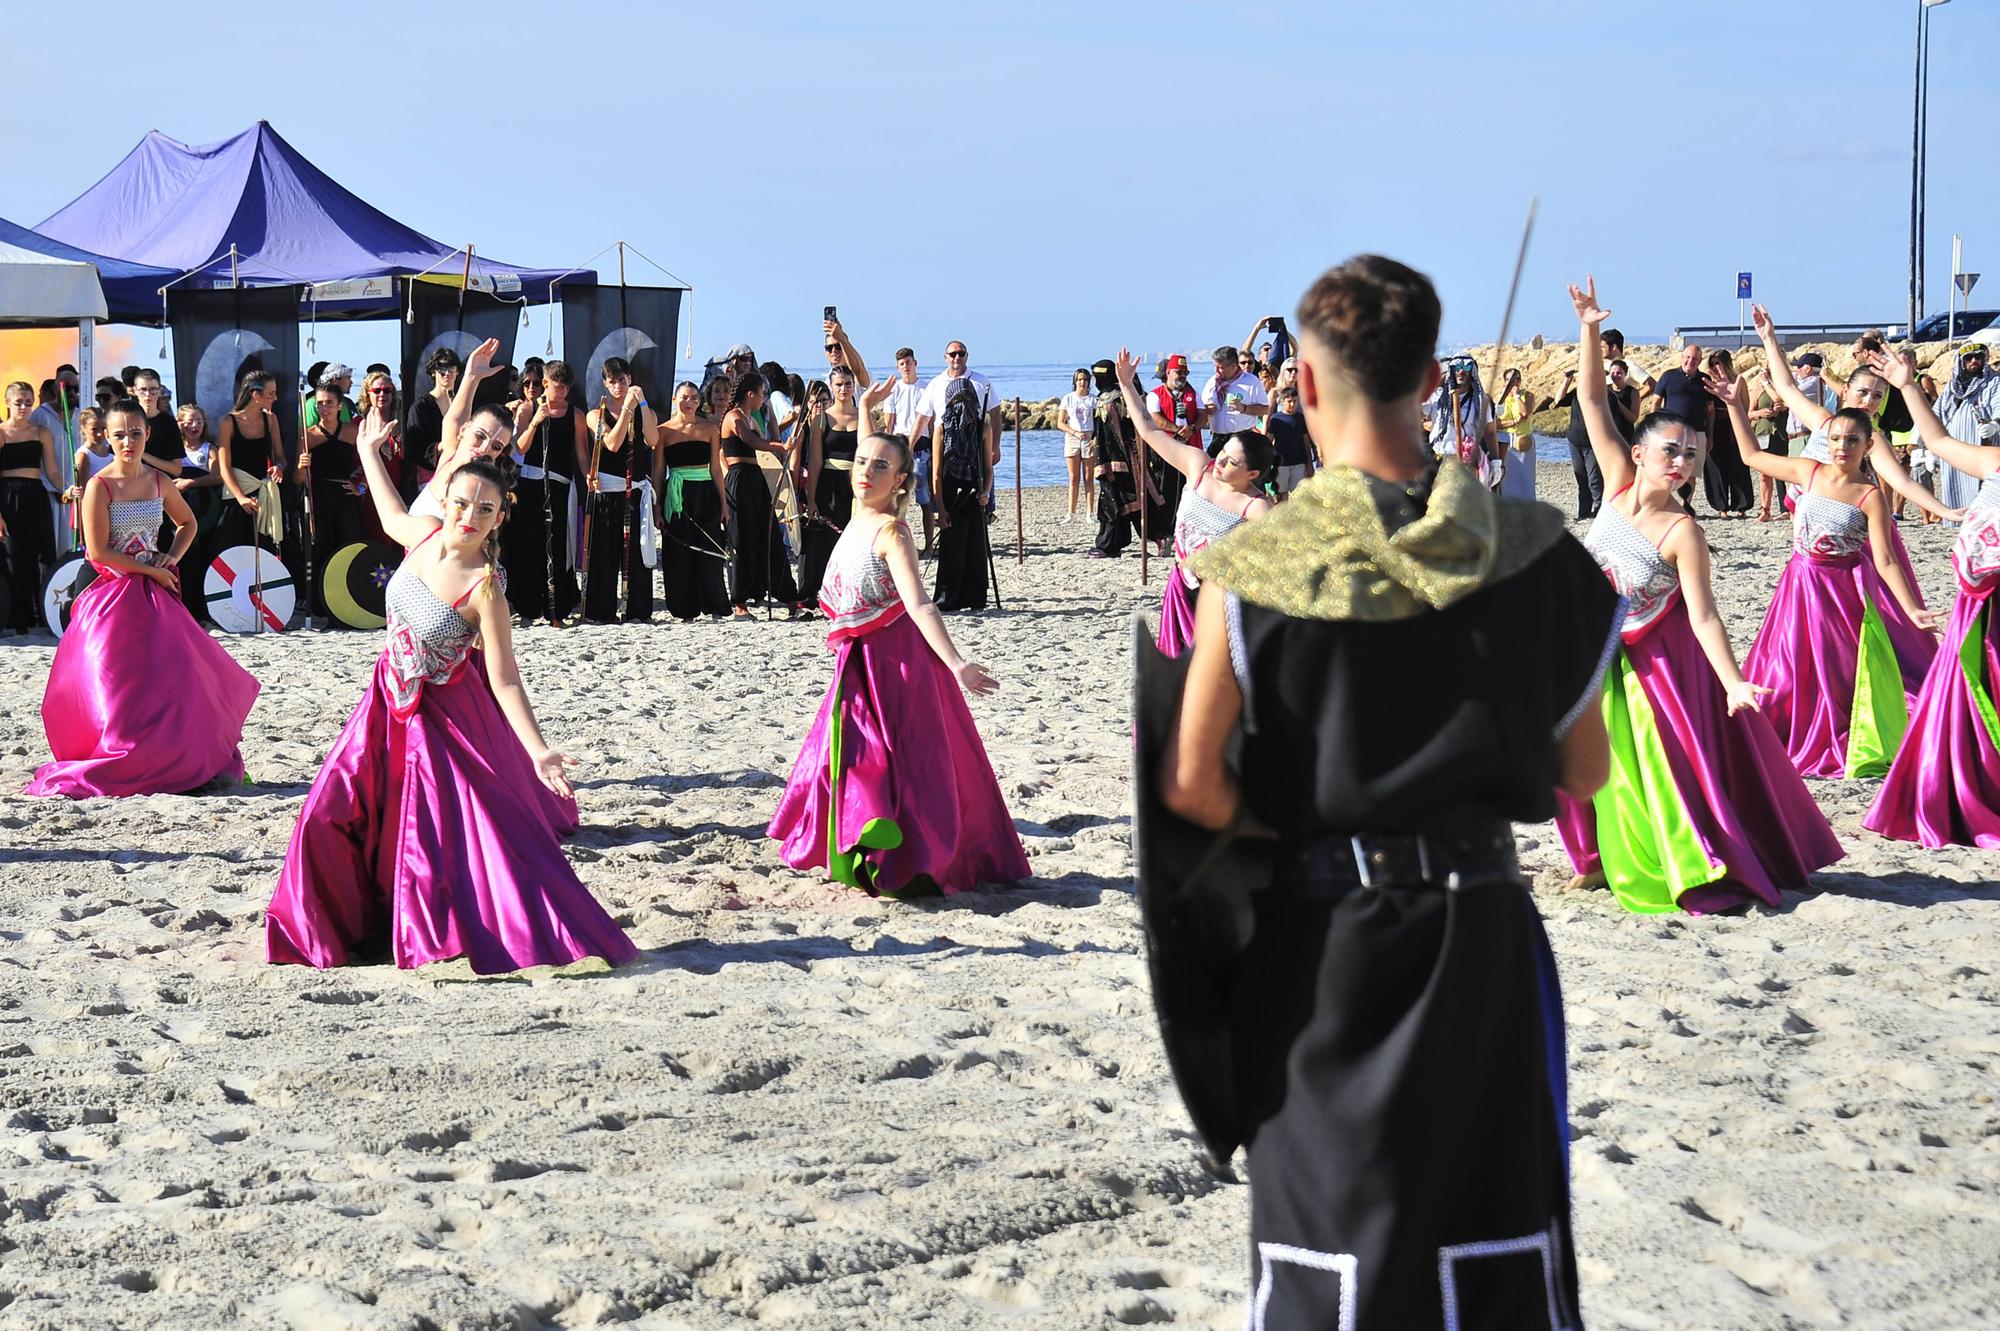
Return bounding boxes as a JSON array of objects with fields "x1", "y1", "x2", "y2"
[{"x1": 1150, "y1": 384, "x2": 1202, "y2": 448}]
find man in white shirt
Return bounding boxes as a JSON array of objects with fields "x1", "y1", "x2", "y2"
[
  {"x1": 867, "y1": 346, "x2": 933, "y2": 549},
  {"x1": 910, "y1": 340, "x2": 1000, "y2": 502},
  {"x1": 1198, "y1": 344, "x2": 1269, "y2": 457}
]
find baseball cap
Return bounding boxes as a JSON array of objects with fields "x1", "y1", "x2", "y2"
[
  {"x1": 1163, "y1": 354, "x2": 1189, "y2": 373},
  {"x1": 1792, "y1": 352, "x2": 1824, "y2": 369}
]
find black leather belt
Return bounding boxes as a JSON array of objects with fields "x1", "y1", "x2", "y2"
[{"x1": 1289, "y1": 823, "x2": 1518, "y2": 895}]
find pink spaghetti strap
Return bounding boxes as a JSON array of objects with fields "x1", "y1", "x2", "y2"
[
  {"x1": 450, "y1": 575, "x2": 490, "y2": 610},
  {"x1": 408, "y1": 525, "x2": 442, "y2": 555},
  {"x1": 1654, "y1": 512, "x2": 1691, "y2": 550}
]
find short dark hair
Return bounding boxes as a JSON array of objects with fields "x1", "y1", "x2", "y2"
[
  {"x1": 544, "y1": 360, "x2": 575, "y2": 388},
  {"x1": 364, "y1": 362, "x2": 391, "y2": 378},
  {"x1": 1603, "y1": 329, "x2": 1625, "y2": 349},
  {"x1": 424, "y1": 346, "x2": 463, "y2": 378},
  {"x1": 602, "y1": 356, "x2": 631, "y2": 381},
  {"x1": 119, "y1": 364, "x2": 141, "y2": 387},
  {"x1": 1293, "y1": 255, "x2": 1442, "y2": 403},
  {"x1": 894, "y1": 347, "x2": 915, "y2": 362},
  {"x1": 1214, "y1": 345, "x2": 1240, "y2": 363},
  {"x1": 133, "y1": 367, "x2": 161, "y2": 387}
]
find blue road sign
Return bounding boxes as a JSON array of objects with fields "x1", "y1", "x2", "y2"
[{"x1": 1736, "y1": 272, "x2": 1753, "y2": 300}]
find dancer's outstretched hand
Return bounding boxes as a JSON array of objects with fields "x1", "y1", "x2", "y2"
[
  {"x1": 1568, "y1": 276, "x2": 1609, "y2": 326},
  {"x1": 358, "y1": 410, "x2": 397, "y2": 461},
  {"x1": 1750, "y1": 304, "x2": 1776, "y2": 341},
  {"x1": 1724, "y1": 680, "x2": 1771, "y2": 715},
  {"x1": 1863, "y1": 349, "x2": 1915, "y2": 390},
  {"x1": 533, "y1": 747, "x2": 576, "y2": 799},
  {"x1": 956, "y1": 661, "x2": 998, "y2": 696},
  {"x1": 1911, "y1": 607, "x2": 1942, "y2": 635},
  {"x1": 1702, "y1": 371, "x2": 1746, "y2": 409},
  {"x1": 466, "y1": 337, "x2": 505, "y2": 383}
]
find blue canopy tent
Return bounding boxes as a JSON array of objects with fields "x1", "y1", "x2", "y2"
[{"x1": 35, "y1": 121, "x2": 587, "y2": 316}]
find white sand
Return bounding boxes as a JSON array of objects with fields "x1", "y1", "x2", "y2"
[{"x1": 1, "y1": 471, "x2": 1996, "y2": 1330}]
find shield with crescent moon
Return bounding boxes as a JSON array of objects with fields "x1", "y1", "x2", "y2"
[
  {"x1": 40, "y1": 553, "x2": 99, "y2": 640},
  {"x1": 321, "y1": 540, "x2": 400, "y2": 629}
]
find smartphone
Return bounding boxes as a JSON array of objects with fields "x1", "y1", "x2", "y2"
[{"x1": 823, "y1": 306, "x2": 838, "y2": 323}]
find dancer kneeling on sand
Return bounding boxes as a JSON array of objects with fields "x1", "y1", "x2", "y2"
[
  {"x1": 768, "y1": 431, "x2": 1029, "y2": 897},
  {"x1": 1863, "y1": 350, "x2": 2000, "y2": 848},
  {"x1": 265, "y1": 404, "x2": 636, "y2": 975},
  {"x1": 1113, "y1": 349, "x2": 1271, "y2": 657},
  {"x1": 28, "y1": 398, "x2": 260, "y2": 798},
  {"x1": 1554, "y1": 279, "x2": 1841, "y2": 914},
  {"x1": 1728, "y1": 319, "x2": 1939, "y2": 779}
]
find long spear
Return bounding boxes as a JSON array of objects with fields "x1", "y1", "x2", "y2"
[{"x1": 1485, "y1": 198, "x2": 1539, "y2": 481}]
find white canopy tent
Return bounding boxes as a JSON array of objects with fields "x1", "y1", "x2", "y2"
[{"x1": 0, "y1": 236, "x2": 110, "y2": 325}]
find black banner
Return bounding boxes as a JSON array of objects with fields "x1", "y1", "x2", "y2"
[
  {"x1": 558, "y1": 283, "x2": 684, "y2": 414},
  {"x1": 167, "y1": 286, "x2": 301, "y2": 458},
  {"x1": 399, "y1": 280, "x2": 522, "y2": 417}
]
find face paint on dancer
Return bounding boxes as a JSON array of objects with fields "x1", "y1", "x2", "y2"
[
  {"x1": 444, "y1": 472, "x2": 505, "y2": 546},
  {"x1": 460, "y1": 409, "x2": 514, "y2": 462},
  {"x1": 1822, "y1": 414, "x2": 1872, "y2": 471},
  {"x1": 851, "y1": 434, "x2": 911, "y2": 512},
  {"x1": 1634, "y1": 422, "x2": 1698, "y2": 489},
  {"x1": 1842, "y1": 370, "x2": 1887, "y2": 415}
]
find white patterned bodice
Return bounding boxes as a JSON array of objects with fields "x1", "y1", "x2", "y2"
[
  {"x1": 1173, "y1": 478, "x2": 1248, "y2": 590},
  {"x1": 382, "y1": 560, "x2": 479, "y2": 714},
  {"x1": 1792, "y1": 488, "x2": 1868, "y2": 560},
  {"x1": 1953, "y1": 472, "x2": 2000, "y2": 593},
  {"x1": 104, "y1": 491, "x2": 163, "y2": 566},
  {"x1": 818, "y1": 524, "x2": 900, "y2": 639},
  {"x1": 1582, "y1": 502, "x2": 1680, "y2": 638}
]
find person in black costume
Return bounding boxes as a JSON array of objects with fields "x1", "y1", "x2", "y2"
[
  {"x1": 212, "y1": 371, "x2": 287, "y2": 560},
  {"x1": 652, "y1": 381, "x2": 732, "y2": 620},
  {"x1": 929, "y1": 372, "x2": 993, "y2": 610},
  {"x1": 720, "y1": 373, "x2": 803, "y2": 619},
  {"x1": 796, "y1": 366, "x2": 863, "y2": 607},
  {"x1": 507, "y1": 361, "x2": 587, "y2": 623},
  {"x1": 1134, "y1": 255, "x2": 1617, "y2": 1330},
  {"x1": 404, "y1": 345, "x2": 460, "y2": 506},
  {"x1": 582, "y1": 357, "x2": 657, "y2": 624},
  {"x1": 1088, "y1": 359, "x2": 1145, "y2": 557},
  {"x1": 300, "y1": 383, "x2": 367, "y2": 624}
]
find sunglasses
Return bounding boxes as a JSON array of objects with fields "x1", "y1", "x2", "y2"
[
  {"x1": 368, "y1": 387, "x2": 393, "y2": 395},
  {"x1": 946, "y1": 350, "x2": 967, "y2": 359},
  {"x1": 824, "y1": 344, "x2": 840, "y2": 353}
]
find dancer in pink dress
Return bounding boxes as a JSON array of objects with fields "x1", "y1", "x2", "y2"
[
  {"x1": 266, "y1": 396, "x2": 635, "y2": 974},
  {"x1": 1113, "y1": 349, "x2": 1271, "y2": 656},
  {"x1": 768, "y1": 430, "x2": 1030, "y2": 897},
  {"x1": 1863, "y1": 350, "x2": 2000, "y2": 847},
  {"x1": 27, "y1": 398, "x2": 259, "y2": 798},
  {"x1": 1555, "y1": 279, "x2": 1841, "y2": 914},
  {"x1": 1720, "y1": 357, "x2": 1940, "y2": 779}
]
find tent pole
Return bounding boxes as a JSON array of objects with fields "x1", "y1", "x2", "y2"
[{"x1": 229, "y1": 244, "x2": 238, "y2": 289}]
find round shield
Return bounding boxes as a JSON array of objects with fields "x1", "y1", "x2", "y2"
[
  {"x1": 321, "y1": 540, "x2": 399, "y2": 629},
  {"x1": 40, "y1": 552, "x2": 99, "y2": 641},
  {"x1": 204, "y1": 544, "x2": 294, "y2": 634}
]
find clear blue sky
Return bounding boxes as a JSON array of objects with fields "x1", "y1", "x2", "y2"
[{"x1": 5, "y1": 0, "x2": 1996, "y2": 373}]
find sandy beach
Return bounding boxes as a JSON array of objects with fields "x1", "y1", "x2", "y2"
[{"x1": 2, "y1": 469, "x2": 1997, "y2": 1331}]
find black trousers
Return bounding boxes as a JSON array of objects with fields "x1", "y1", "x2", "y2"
[
  {"x1": 504, "y1": 478, "x2": 580, "y2": 622},
  {"x1": 1566, "y1": 438, "x2": 1603, "y2": 520},
  {"x1": 934, "y1": 475, "x2": 989, "y2": 611},
  {"x1": 1703, "y1": 437, "x2": 1756, "y2": 514},
  {"x1": 0, "y1": 477, "x2": 54, "y2": 630},
  {"x1": 725, "y1": 464, "x2": 798, "y2": 608},
  {"x1": 583, "y1": 488, "x2": 652, "y2": 623},
  {"x1": 661, "y1": 484, "x2": 732, "y2": 620}
]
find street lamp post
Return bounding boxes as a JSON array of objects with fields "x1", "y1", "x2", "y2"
[{"x1": 1911, "y1": 0, "x2": 1951, "y2": 337}]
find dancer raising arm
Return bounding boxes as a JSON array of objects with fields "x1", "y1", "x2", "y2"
[
  {"x1": 1554, "y1": 278, "x2": 1841, "y2": 913},
  {"x1": 28, "y1": 398, "x2": 259, "y2": 798},
  {"x1": 1719, "y1": 345, "x2": 1939, "y2": 779},
  {"x1": 1863, "y1": 349, "x2": 2000, "y2": 847},
  {"x1": 266, "y1": 403, "x2": 635, "y2": 975},
  {"x1": 411, "y1": 339, "x2": 513, "y2": 521},
  {"x1": 1114, "y1": 349, "x2": 1272, "y2": 656},
  {"x1": 768, "y1": 430, "x2": 1029, "y2": 898}
]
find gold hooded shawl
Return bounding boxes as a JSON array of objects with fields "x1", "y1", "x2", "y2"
[{"x1": 1188, "y1": 458, "x2": 1567, "y2": 620}]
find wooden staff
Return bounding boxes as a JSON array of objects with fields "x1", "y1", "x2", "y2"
[
  {"x1": 1013, "y1": 396, "x2": 1024, "y2": 565},
  {"x1": 1138, "y1": 399, "x2": 1149, "y2": 588}
]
